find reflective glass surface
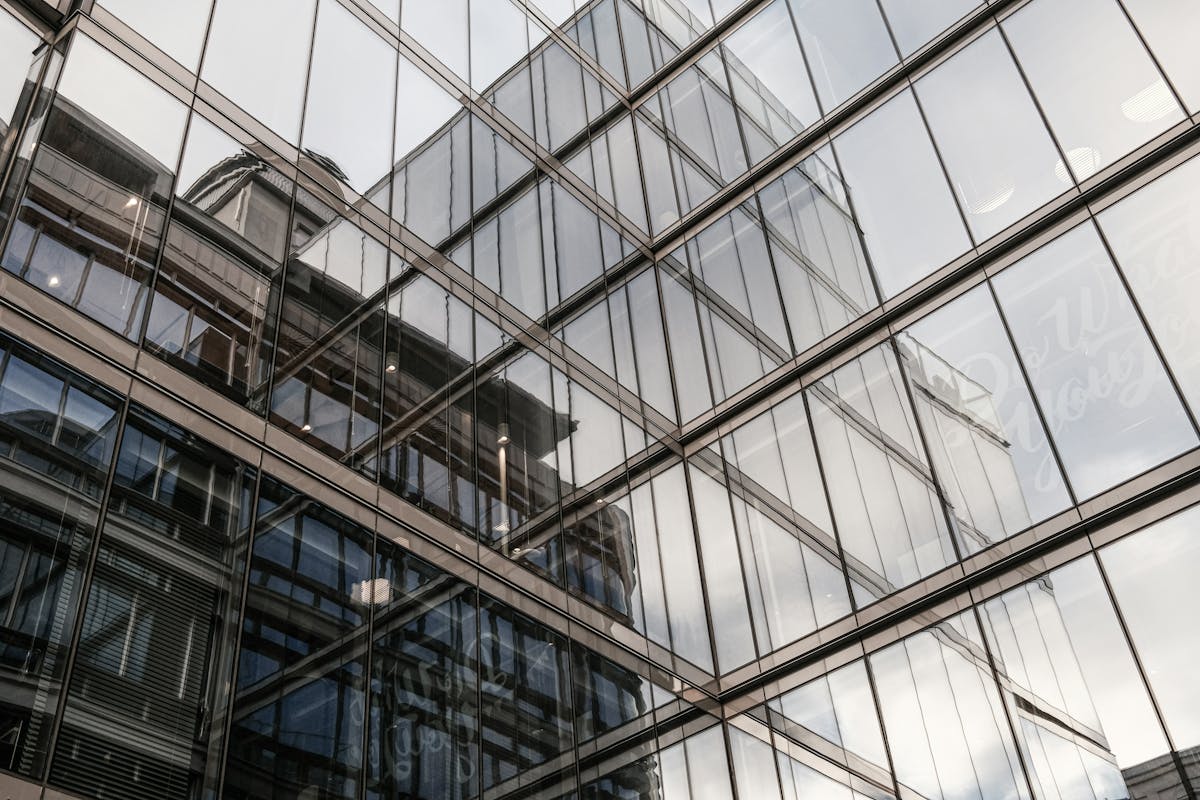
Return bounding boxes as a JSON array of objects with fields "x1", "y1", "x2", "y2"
[
  {"x1": 95, "y1": 0, "x2": 212, "y2": 68},
  {"x1": 834, "y1": 89, "x2": 970, "y2": 297},
  {"x1": 992, "y1": 223, "x2": 1197, "y2": 499},
  {"x1": 1004, "y1": 0, "x2": 1184, "y2": 182}
]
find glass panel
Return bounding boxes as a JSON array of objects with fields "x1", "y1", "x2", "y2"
[
  {"x1": 1097, "y1": 155, "x2": 1200, "y2": 417},
  {"x1": 991, "y1": 223, "x2": 1197, "y2": 499},
  {"x1": 834, "y1": 89, "x2": 970, "y2": 298},
  {"x1": 870, "y1": 612, "x2": 1032, "y2": 800},
  {"x1": 270, "y1": 209, "x2": 389, "y2": 470},
  {"x1": 916, "y1": 29, "x2": 1066, "y2": 241},
  {"x1": 50, "y1": 407, "x2": 255, "y2": 800},
  {"x1": 402, "y1": 0, "x2": 468, "y2": 80},
  {"x1": 469, "y1": 0, "x2": 530, "y2": 92},
  {"x1": 770, "y1": 660, "x2": 889, "y2": 777},
  {"x1": 1004, "y1": 0, "x2": 1184, "y2": 182},
  {"x1": 303, "y1": 0, "x2": 396, "y2": 195},
  {"x1": 201, "y1": 0, "x2": 316, "y2": 144},
  {"x1": 1123, "y1": 0, "x2": 1200, "y2": 111},
  {"x1": 758, "y1": 151, "x2": 877, "y2": 349},
  {"x1": 223, "y1": 481, "x2": 372, "y2": 800},
  {"x1": 723, "y1": 0, "x2": 820, "y2": 158},
  {"x1": 95, "y1": 0, "x2": 212, "y2": 68},
  {"x1": 879, "y1": 0, "x2": 978, "y2": 56},
  {"x1": 571, "y1": 645, "x2": 664, "y2": 745},
  {"x1": 1101, "y1": 505, "x2": 1200, "y2": 789},
  {"x1": 478, "y1": 595, "x2": 573, "y2": 790},
  {"x1": 144, "y1": 113, "x2": 290, "y2": 407},
  {"x1": 789, "y1": 0, "x2": 898, "y2": 112},
  {"x1": 898, "y1": 285, "x2": 1072, "y2": 553},
  {"x1": 981, "y1": 555, "x2": 1187, "y2": 800},
  {"x1": 809, "y1": 344, "x2": 956, "y2": 599},
  {"x1": 2, "y1": 35, "x2": 187, "y2": 338},
  {"x1": 367, "y1": 538, "x2": 479, "y2": 800},
  {"x1": 0, "y1": 9, "x2": 38, "y2": 134},
  {"x1": 0, "y1": 338, "x2": 120, "y2": 780}
]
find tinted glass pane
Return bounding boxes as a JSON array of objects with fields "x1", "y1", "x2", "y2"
[
  {"x1": 1004, "y1": 0, "x2": 1184, "y2": 182},
  {"x1": 834, "y1": 90, "x2": 970, "y2": 298},
  {"x1": 870, "y1": 612, "x2": 1031, "y2": 800},
  {"x1": 51, "y1": 408, "x2": 254, "y2": 800},
  {"x1": 991, "y1": 223, "x2": 1196, "y2": 499},
  {"x1": 145, "y1": 113, "x2": 290, "y2": 406},
  {"x1": 303, "y1": 0, "x2": 396, "y2": 195},
  {"x1": 879, "y1": 0, "x2": 978, "y2": 56},
  {"x1": 0, "y1": 9, "x2": 37, "y2": 133},
  {"x1": 224, "y1": 481, "x2": 372, "y2": 800},
  {"x1": 981, "y1": 556, "x2": 1187, "y2": 800}
]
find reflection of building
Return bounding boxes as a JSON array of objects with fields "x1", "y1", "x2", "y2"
[{"x1": 1, "y1": 0, "x2": 1200, "y2": 799}]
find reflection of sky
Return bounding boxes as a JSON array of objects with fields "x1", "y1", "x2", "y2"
[
  {"x1": 56, "y1": 35, "x2": 187, "y2": 169},
  {"x1": 0, "y1": 9, "x2": 36, "y2": 127}
]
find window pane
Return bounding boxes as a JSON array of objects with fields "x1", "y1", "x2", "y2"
[
  {"x1": 1, "y1": 35, "x2": 187, "y2": 339},
  {"x1": 1101, "y1": 506, "x2": 1200, "y2": 788},
  {"x1": 916, "y1": 29, "x2": 1065, "y2": 241},
  {"x1": 50, "y1": 408, "x2": 254, "y2": 800},
  {"x1": 95, "y1": 0, "x2": 212, "y2": 68},
  {"x1": 202, "y1": 0, "x2": 316, "y2": 144},
  {"x1": 0, "y1": 9, "x2": 37, "y2": 132},
  {"x1": 834, "y1": 90, "x2": 970, "y2": 298},
  {"x1": 991, "y1": 223, "x2": 1196, "y2": 499},
  {"x1": 1097, "y1": 154, "x2": 1200, "y2": 417},
  {"x1": 1004, "y1": 0, "x2": 1184, "y2": 182},
  {"x1": 879, "y1": 0, "x2": 978, "y2": 56},
  {"x1": 303, "y1": 0, "x2": 395, "y2": 194},
  {"x1": 724, "y1": 0, "x2": 820, "y2": 156},
  {"x1": 981, "y1": 556, "x2": 1186, "y2": 800},
  {"x1": 870, "y1": 612, "x2": 1032, "y2": 800},
  {"x1": 789, "y1": 0, "x2": 898, "y2": 111},
  {"x1": 1123, "y1": 0, "x2": 1200, "y2": 112},
  {"x1": 898, "y1": 285, "x2": 1071, "y2": 552}
]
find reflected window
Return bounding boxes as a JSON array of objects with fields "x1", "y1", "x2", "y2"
[
  {"x1": 201, "y1": 0, "x2": 316, "y2": 144},
  {"x1": 981, "y1": 555, "x2": 1187, "y2": 800},
  {"x1": 50, "y1": 406, "x2": 254, "y2": 800},
  {"x1": 1004, "y1": 0, "x2": 1184, "y2": 182},
  {"x1": 0, "y1": 337, "x2": 119, "y2": 780},
  {"x1": 870, "y1": 612, "x2": 1032, "y2": 800},
  {"x1": 224, "y1": 480, "x2": 372, "y2": 800},
  {"x1": 724, "y1": 0, "x2": 820, "y2": 157},
  {"x1": 916, "y1": 29, "x2": 1066, "y2": 241},
  {"x1": 898, "y1": 285, "x2": 1071, "y2": 552},
  {"x1": 991, "y1": 223, "x2": 1197, "y2": 499},
  {"x1": 144, "y1": 114, "x2": 291, "y2": 407},
  {"x1": 834, "y1": 90, "x2": 970, "y2": 298},
  {"x1": 809, "y1": 344, "x2": 956, "y2": 600},
  {"x1": 2, "y1": 35, "x2": 187, "y2": 339}
]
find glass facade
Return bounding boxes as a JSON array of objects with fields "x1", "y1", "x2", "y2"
[{"x1": 0, "y1": 0, "x2": 1199, "y2": 798}]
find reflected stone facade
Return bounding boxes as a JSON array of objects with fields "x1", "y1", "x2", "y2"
[{"x1": 1, "y1": 0, "x2": 1200, "y2": 799}]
